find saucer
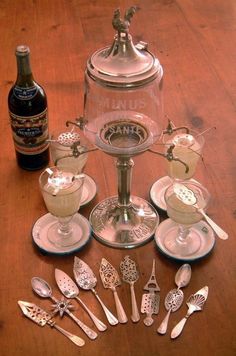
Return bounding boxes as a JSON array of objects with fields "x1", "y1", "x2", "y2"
[
  {"x1": 32, "y1": 213, "x2": 91, "y2": 255},
  {"x1": 149, "y1": 176, "x2": 172, "y2": 211},
  {"x1": 80, "y1": 174, "x2": 97, "y2": 207},
  {"x1": 154, "y1": 218, "x2": 215, "y2": 262}
]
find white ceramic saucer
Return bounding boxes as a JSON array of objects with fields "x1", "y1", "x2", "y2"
[
  {"x1": 154, "y1": 218, "x2": 215, "y2": 262},
  {"x1": 80, "y1": 174, "x2": 97, "y2": 207},
  {"x1": 32, "y1": 213, "x2": 91, "y2": 255},
  {"x1": 150, "y1": 176, "x2": 172, "y2": 211}
]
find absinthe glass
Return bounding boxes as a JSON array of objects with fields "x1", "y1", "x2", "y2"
[
  {"x1": 39, "y1": 166, "x2": 84, "y2": 247},
  {"x1": 165, "y1": 130, "x2": 205, "y2": 181},
  {"x1": 164, "y1": 181, "x2": 210, "y2": 257},
  {"x1": 50, "y1": 131, "x2": 88, "y2": 174}
]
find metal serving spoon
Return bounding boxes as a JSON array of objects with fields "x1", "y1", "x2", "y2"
[
  {"x1": 120, "y1": 255, "x2": 140, "y2": 323},
  {"x1": 157, "y1": 264, "x2": 191, "y2": 335},
  {"x1": 31, "y1": 277, "x2": 98, "y2": 340},
  {"x1": 174, "y1": 183, "x2": 228, "y2": 240},
  {"x1": 55, "y1": 269, "x2": 107, "y2": 331},
  {"x1": 73, "y1": 257, "x2": 118, "y2": 326},
  {"x1": 171, "y1": 286, "x2": 209, "y2": 339}
]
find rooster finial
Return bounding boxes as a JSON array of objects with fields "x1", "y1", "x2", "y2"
[{"x1": 112, "y1": 6, "x2": 140, "y2": 36}]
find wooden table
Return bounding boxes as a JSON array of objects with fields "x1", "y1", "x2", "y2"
[{"x1": 1, "y1": 1, "x2": 236, "y2": 355}]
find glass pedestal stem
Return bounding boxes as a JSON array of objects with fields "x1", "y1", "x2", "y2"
[{"x1": 176, "y1": 225, "x2": 190, "y2": 244}]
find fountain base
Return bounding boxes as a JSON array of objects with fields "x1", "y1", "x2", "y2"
[{"x1": 89, "y1": 195, "x2": 159, "y2": 248}]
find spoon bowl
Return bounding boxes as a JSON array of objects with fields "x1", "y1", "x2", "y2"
[
  {"x1": 175, "y1": 263, "x2": 192, "y2": 288},
  {"x1": 31, "y1": 277, "x2": 52, "y2": 298},
  {"x1": 165, "y1": 288, "x2": 184, "y2": 312}
]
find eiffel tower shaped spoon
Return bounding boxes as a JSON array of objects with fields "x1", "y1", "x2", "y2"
[{"x1": 141, "y1": 259, "x2": 160, "y2": 326}]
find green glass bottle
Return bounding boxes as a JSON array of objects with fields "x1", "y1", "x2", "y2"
[{"x1": 8, "y1": 45, "x2": 49, "y2": 170}]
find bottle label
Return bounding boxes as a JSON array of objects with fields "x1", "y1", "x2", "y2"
[
  {"x1": 9, "y1": 108, "x2": 49, "y2": 155},
  {"x1": 13, "y1": 86, "x2": 38, "y2": 100}
]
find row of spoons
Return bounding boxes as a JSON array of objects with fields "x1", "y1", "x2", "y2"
[{"x1": 30, "y1": 256, "x2": 193, "y2": 338}]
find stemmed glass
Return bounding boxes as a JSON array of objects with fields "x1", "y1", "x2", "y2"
[
  {"x1": 165, "y1": 129, "x2": 205, "y2": 182},
  {"x1": 163, "y1": 180, "x2": 210, "y2": 258},
  {"x1": 150, "y1": 128, "x2": 205, "y2": 212},
  {"x1": 39, "y1": 166, "x2": 85, "y2": 248},
  {"x1": 49, "y1": 129, "x2": 88, "y2": 174}
]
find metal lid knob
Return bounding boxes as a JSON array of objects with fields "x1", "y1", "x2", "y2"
[{"x1": 86, "y1": 6, "x2": 163, "y2": 88}]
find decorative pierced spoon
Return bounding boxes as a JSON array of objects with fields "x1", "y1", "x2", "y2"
[
  {"x1": 99, "y1": 258, "x2": 128, "y2": 324},
  {"x1": 157, "y1": 264, "x2": 191, "y2": 334},
  {"x1": 141, "y1": 259, "x2": 160, "y2": 326},
  {"x1": 174, "y1": 183, "x2": 228, "y2": 240},
  {"x1": 18, "y1": 300, "x2": 85, "y2": 347},
  {"x1": 73, "y1": 257, "x2": 118, "y2": 326},
  {"x1": 171, "y1": 286, "x2": 209, "y2": 339},
  {"x1": 120, "y1": 255, "x2": 140, "y2": 322},
  {"x1": 31, "y1": 277, "x2": 98, "y2": 340},
  {"x1": 55, "y1": 269, "x2": 107, "y2": 331}
]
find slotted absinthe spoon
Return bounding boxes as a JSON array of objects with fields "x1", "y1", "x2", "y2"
[{"x1": 174, "y1": 183, "x2": 228, "y2": 240}]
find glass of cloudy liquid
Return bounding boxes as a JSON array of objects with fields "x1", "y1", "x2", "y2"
[
  {"x1": 50, "y1": 129, "x2": 88, "y2": 174},
  {"x1": 39, "y1": 166, "x2": 84, "y2": 247},
  {"x1": 166, "y1": 130, "x2": 205, "y2": 181},
  {"x1": 164, "y1": 180, "x2": 210, "y2": 258}
]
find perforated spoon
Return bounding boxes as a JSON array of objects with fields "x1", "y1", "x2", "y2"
[
  {"x1": 157, "y1": 264, "x2": 191, "y2": 335},
  {"x1": 174, "y1": 183, "x2": 228, "y2": 240},
  {"x1": 55, "y1": 269, "x2": 107, "y2": 331},
  {"x1": 31, "y1": 277, "x2": 98, "y2": 340},
  {"x1": 73, "y1": 257, "x2": 118, "y2": 326},
  {"x1": 120, "y1": 255, "x2": 140, "y2": 323}
]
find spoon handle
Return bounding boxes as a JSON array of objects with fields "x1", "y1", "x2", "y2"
[
  {"x1": 198, "y1": 208, "x2": 228, "y2": 240},
  {"x1": 112, "y1": 288, "x2": 128, "y2": 324},
  {"x1": 76, "y1": 296, "x2": 107, "y2": 331},
  {"x1": 48, "y1": 320, "x2": 85, "y2": 347},
  {"x1": 92, "y1": 288, "x2": 118, "y2": 325},
  {"x1": 130, "y1": 283, "x2": 140, "y2": 323},
  {"x1": 171, "y1": 316, "x2": 187, "y2": 339},
  {"x1": 66, "y1": 310, "x2": 98, "y2": 340},
  {"x1": 143, "y1": 313, "x2": 154, "y2": 326},
  {"x1": 157, "y1": 309, "x2": 171, "y2": 335}
]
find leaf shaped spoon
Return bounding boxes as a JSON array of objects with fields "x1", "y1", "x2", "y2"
[
  {"x1": 120, "y1": 255, "x2": 140, "y2": 323},
  {"x1": 99, "y1": 258, "x2": 128, "y2": 324}
]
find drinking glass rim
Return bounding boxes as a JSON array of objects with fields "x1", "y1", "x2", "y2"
[
  {"x1": 164, "y1": 181, "x2": 210, "y2": 214},
  {"x1": 39, "y1": 166, "x2": 84, "y2": 195}
]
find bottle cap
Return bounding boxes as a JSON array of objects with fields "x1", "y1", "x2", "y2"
[{"x1": 16, "y1": 45, "x2": 30, "y2": 56}]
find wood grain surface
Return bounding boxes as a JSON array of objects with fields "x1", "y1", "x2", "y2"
[{"x1": 0, "y1": 1, "x2": 236, "y2": 355}]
